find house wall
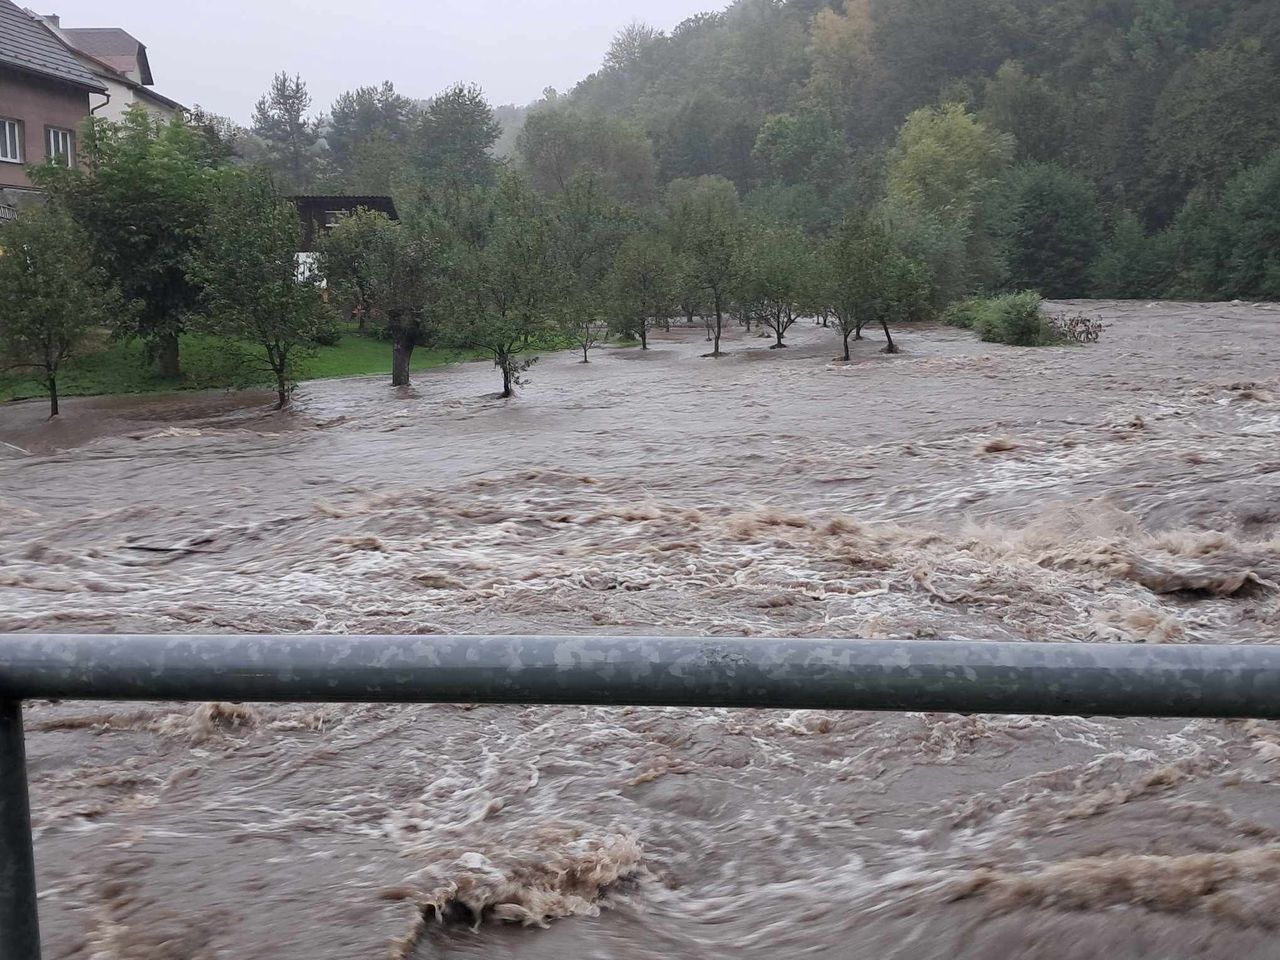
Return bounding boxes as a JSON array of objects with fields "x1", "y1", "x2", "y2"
[
  {"x1": 0, "y1": 65, "x2": 90, "y2": 190},
  {"x1": 89, "y1": 76, "x2": 177, "y2": 123}
]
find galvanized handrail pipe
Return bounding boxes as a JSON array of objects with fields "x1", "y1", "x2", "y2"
[{"x1": 4, "y1": 633, "x2": 1280, "y2": 960}]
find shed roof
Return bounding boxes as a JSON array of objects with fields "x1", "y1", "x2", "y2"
[{"x1": 0, "y1": 0, "x2": 106, "y2": 91}]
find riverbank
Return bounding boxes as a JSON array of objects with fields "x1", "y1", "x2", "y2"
[{"x1": 0, "y1": 330, "x2": 477, "y2": 403}]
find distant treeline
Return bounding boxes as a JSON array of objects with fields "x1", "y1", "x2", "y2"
[{"x1": 199, "y1": 0, "x2": 1280, "y2": 304}]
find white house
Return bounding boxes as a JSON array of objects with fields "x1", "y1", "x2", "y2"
[{"x1": 41, "y1": 17, "x2": 183, "y2": 122}]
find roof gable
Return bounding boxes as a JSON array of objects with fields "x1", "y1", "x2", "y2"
[
  {"x1": 0, "y1": 0, "x2": 105, "y2": 91},
  {"x1": 61, "y1": 26, "x2": 151, "y2": 84}
]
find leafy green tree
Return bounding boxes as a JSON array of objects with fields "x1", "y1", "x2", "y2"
[
  {"x1": 317, "y1": 207, "x2": 388, "y2": 329},
  {"x1": 887, "y1": 103, "x2": 1014, "y2": 223},
  {"x1": 417, "y1": 82, "x2": 502, "y2": 187},
  {"x1": 449, "y1": 175, "x2": 564, "y2": 396},
  {"x1": 607, "y1": 232, "x2": 676, "y2": 350},
  {"x1": 33, "y1": 108, "x2": 216, "y2": 378},
  {"x1": 252, "y1": 72, "x2": 323, "y2": 191},
  {"x1": 823, "y1": 216, "x2": 929, "y2": 359},
  {"x1": 1089, "y1": 210, "x2": 1174, "y2": 298},
  {"x1": 751, "y1": 107, "x2": 847, "y2": 188},
  {"x1": 1218, "y1": 149, "x2": 1280, "y2": 301},
  {"x1": 550, "y1": 174, "x2": 628, "y2": 363},
  {"x1": 518, "y1": 107, "x2": 656, "y2": 200},
  {"x1": 666, "y1": 176, "x2": 743, "y2": 357},
  {"x1": 190, "y1": 172, "x2": 326, "y2": 409},
  {"x1": 1145, "y1": 43, "x2": 1280, "y2": 223},
  {"x1": 987, "y1": 163, "x2": 1103, "y2": 297},
  {"x1": 0, "y1": 204, "x2": 123, "y2": 417},
  {"x1": 322, "y1": 212, "x2": 449, "y2": 386},
  {"x1": 734, "y1": 222, "x2": 810, "y2": 348},
  {"x1": 979, "y1": 62, "x2": 1067, "y2": 164},
  {"x1": 1165, "y1": 185, "x2": 1232, "y2": 300}
]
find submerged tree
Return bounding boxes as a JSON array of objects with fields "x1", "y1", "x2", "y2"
[
  {"x1": 823, "y1": 216, "x2": 929, "y2": 360},
  {"x1": 735, "y1": 222, "x2": 810, "y2": 348},
  {"x1": 0, "y1": 204, "x2": 123, "y2": 417},
  {"x1": 607, "y1": 231, "x2": 676, "y2": 350},
  {"x1": 666, "y1": 176, "x2": 743, "y2": 357},
  {"x1": 190, "y1": 171, "x2": 327, "y2": 409},
  {"x1": 449, "y1": 175, "x2": 564, "y2": 396}
]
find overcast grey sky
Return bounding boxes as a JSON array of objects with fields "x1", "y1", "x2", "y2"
[{"x1": 43, "y1": 0, "x2": 714, "y2": 121}]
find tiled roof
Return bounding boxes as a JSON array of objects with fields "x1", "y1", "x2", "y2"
[
  {"x1": 0, "y1": 0, "x2": 105, "y2": 91},
  {"x1": 61, "y1": 27, "x2": 152, "y2": 85}
]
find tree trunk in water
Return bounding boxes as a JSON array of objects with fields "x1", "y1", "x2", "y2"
[
  {"x1": 501, "y1": 361, "x2": 513, "y2": 398},
  {"x1": 639, "y1": 327, "x2": 648, "y2": 350},
  {"x1": 685, "y1": 306, "x2": 694, "y2": 326},
  {"x1": 842, "y1": 331, "x2": 851, "y2": 362},
  {"x1": 156, "y1": 333, "x2": 180, "y2": 378},
  {"x1": 275, "y1": 372, "x2": 290, "y2": 409},
  {"x1": 712, "y1": 306, "x2": 723, "y2": 356},
  {"x1": 47, "y1": 373, "x2": 58, "y2": 418},
  {"x1": 391, "y1": 337, "x2": 414, "y2": 386},
  {"x1": 581, "y1": 343, "x2": 589, "y2": 363},
  {"x1": 775, "y1": 329, "x2": 786, "y2": 348},
  {"x1": 881, "y1": 320, "x2": 897, "y2": 354}
]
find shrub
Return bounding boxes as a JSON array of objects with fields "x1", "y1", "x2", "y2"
[
  {"x1": 942, "y1": 298, "x2": 987, "y2": 329},
  {"x1": 971, "y1": 291, "x2": 1053, "y2": 346}
]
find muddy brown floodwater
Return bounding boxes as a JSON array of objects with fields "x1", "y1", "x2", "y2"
[{"x1": 3, "y1": 301, "x2": 1280, "y2": 960}]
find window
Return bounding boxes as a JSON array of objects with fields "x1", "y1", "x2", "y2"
[
  {"x1": 323, "y1": 210, "x2": 347, "y2": 228},
  {"x1": 0, "y1": 119, "x2": 21, "y2": 163},
  {"x1": 45, "y1": 127, "x2": 74, "y2": 167}
]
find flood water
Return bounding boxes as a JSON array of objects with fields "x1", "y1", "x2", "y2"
[{"x1": 3, "y1": 301, "x2": 1280, "y2": 959}]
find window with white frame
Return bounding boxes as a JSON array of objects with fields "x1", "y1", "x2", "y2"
[
  {"x1": 46, "y1": 127, "x2": 74, "y2": 167},
  {"x1": 0, "y1": 119, "x2": 22, "y2": 163}
]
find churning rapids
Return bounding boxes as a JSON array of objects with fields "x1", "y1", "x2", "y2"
[{"x1": 3, "y1": 301, "x2": 1280, "y2": 959}]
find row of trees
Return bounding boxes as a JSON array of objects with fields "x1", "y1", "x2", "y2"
[
  {"x1": 0, "y1": 105, "x2": 938, "y2": 416},
  {"x1": 317, "y1": 171, "x2": 930, "y2": 398}
]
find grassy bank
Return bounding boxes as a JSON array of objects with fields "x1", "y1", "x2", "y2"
[{"x1": 0, "y1": 332, "x2": 477, "y2": 402}]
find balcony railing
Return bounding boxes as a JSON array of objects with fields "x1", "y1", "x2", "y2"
[{"x1": 4, "y1": 633, "x2": 1280, "y2": 959}]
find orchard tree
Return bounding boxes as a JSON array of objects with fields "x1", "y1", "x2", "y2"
[
  {"x1": 550, "y1": 173, "x2": 628, "y2": 363},
  {"x1": 33, "y1": 108, "x2": 215, "y2": 378},
  {"x1": 322, "y1": 212, "x2": 449, "y2": 386},
  {"x1": 824, "y1": 217, "x2": 929, "y2": 360},
  {"x1": 0, "y1": 204, "x2": 123, "y2": 417},
  {"x1": 190, "y1": 171, "x2": 326, "y2": 409},
  {"x1": 450, "y1": 176, "x2": 565, "y2": 396},
  {"x1": 317, "y1": 206, "x2": 388, "y2": 329},
  {"x1": 735, "y1": 222, "x2": 810, "y2": 349},
  {"x1": 666, "y1": 176, "x2": 743, "y2": 357},
  {"x1": 608, "y1": 232, "x2": 676, "y2": 350}
]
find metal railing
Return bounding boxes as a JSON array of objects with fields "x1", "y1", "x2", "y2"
[{"x1": 3, "y1": 633, "x2": 1280, "y2": 959}]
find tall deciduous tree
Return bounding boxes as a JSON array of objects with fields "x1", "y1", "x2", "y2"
[
  {"x1": 190, "y1": 172, "x2": 326, "y2": 409},
  {"x1": 252, "y1": 72, "x2": 323, "y2": 191},
  {"x1": 0, "y1": 204, "x2": 123, "y2": 417},
  {"x1": 33, "y1": 108, "x2": 215, "y2": 378},
  {"x1": 327, "y1": 81, "x2": 417, "y2": 180}
]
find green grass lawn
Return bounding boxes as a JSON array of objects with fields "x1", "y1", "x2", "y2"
[{"x1": 0, "y1": 332, "x2": 479, "y2": 402}]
